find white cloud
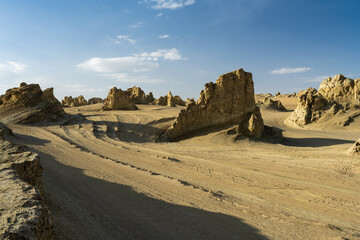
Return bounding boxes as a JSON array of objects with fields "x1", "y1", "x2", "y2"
[
  {"x1": 130, "y1": 22, "x2": 142, "y2": 28},
  {"x1": 103, "y1": 73, "x2": 165, "y2": 83},
  {"x1": 159, "y1": 34, "x2": 170, "y2": 39},
  {"x1": 77, "y1": 48, "x2": 187, "y2": 73},
  {"x1": 77, "y1": 56, "x2": 159, "y2": 73},
  {"x1": 156, "y1": 12, "x2": 163, "y2": 17},
  {"x1": 0, "y1": 61, "x2": 28, "y2": 74},
  {"x1": 142, "y1": 0, "x2": 195, "y2": 10},
  {"x1": 140, "y1": 48, "x2": 188, "y2": 61},
  {"x1": 271, "y1": 67, "x2": 311, "y2": 74},
  {"x1": 116, "y1": 35, "x2": 136, "y2": 44}
]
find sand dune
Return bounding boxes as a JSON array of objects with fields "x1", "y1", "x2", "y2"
[{"x1": 5, "y1": 101, "x2": 359, "y2": 240}]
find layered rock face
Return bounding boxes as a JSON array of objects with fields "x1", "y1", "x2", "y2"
[
  {"x1": 164, "y1": 69, "x2": 264, "y2": 140},
  {"x1": 0, "y1": 124, "x2": 54, "y2": 239},
  {"x1": 88, "y1": 97, "x2": 103, "y2": 105},
  {"x1": 257, "y1": 97, "x2": 286, "y2": 111},
  {"x1": 102, "y1": 87, "x2": 137, "y2": 110},
  {"x1": 61, "y1": 95, "x2": 88, "y2": 107},
  {"x1": 286, "y1": 74, "x2": 360, "y2": 127},
  {"x1": 0, "y1": 83, "x2": 65, "y2": 124}
]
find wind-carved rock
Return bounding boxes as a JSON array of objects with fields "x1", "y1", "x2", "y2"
[
  {"x1": 88, "y1": 97, "x2": 103, "y2": 105},
  {"x1": 257, "y1": 97, "x2": 286, "y2": 111},
  {"x1": 102, "y1": 87, "x2": 137, "y2": 110},
  {"x1": 61, "y1": 95, "x2": 88, "y2": 107},
  {"x1": 0, "y1": 82, "x2": 65, "y2": 124},
  {"x1": 163, "y1": 69, "x2": 264, "y2": 140},
  {"x1": 154, "y1": 91, "x2": 185, "y2": 107},
  {"x1": 318, "y1": 74, "x2": 360, "y2": 106},
  {"x1": 286, "y1": 74, "x2": 360, "y2": 127},
  {"x1": 0, "y1": 124, "x2": 54, "y2": 239}
]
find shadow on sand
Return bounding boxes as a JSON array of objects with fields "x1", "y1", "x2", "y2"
[
  {"x1": 14, "y1": 133, "x2": 269, "y2": 240},
  {"x1": 283, "y1": 137, "x2": 354, "y2": 147}
]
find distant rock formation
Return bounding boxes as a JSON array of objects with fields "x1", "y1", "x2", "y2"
[
  {"x1": 185, "y1": 98, "x2": 195, "y2": 106},
  {"x1": 61, "y1": 95, "x2": 88, "y2": 107},
  {"x1": 102, "y1": 87, "x2": 137, "y2": 110},
  {"x1": 88, "y1": 97, "x2": 103, "y2": 105},
  {"x1": 257, "y1": 97, "x2": 287, "y2": 111},
  {"x1": 318, "y1": 74, "x2": 360, "y2": 106},
  {"x1": 0, "y1": 123, "x2": 54, "y2": 239},
  {"x1": 0, "y1": 82, "x2": 65, "y2": 124},
  {"x1": 154, "y1": 91, "x2": 185, "y2": 107},
  {"x1": 286, "y1": 74, "x2": 360, "y2": 127},
  {"x1": 163, "y1": 69, "x2": 264, "y2": 140}
]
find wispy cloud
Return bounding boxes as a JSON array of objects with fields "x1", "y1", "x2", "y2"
[
  {"x1": 142, "y1": 0, "x2": 195, "y2": 10},
  {"x1": 140, "y1": 48, "x2": 188, "y2": 61},
  {"x1": 271, "y1": 67, "x2": 311, "y2": 74},
  {"x1": 115, "y1": 35, "x2": 136, "y2": 44},
  {"x1": 156, "y1": 12, "x2": 163, "y2": 17},
  {"x1": 130, "y1": 22, "x2": 142, "y2": 28},
  {"x1": 159, "y1": 34, "x2": 170, "y2": 39},
  {"x1": 102, "y1": 73, "x2": 165, "y2": 83},
  {"x1": 0, "y1": 61, "x2": 28, "y2": 74},
  {"x1": 303, "y1": 75, "x2": 328, "y2": 83},
  {"x1": 77, "y1": 48, "x2": 187, "y2": 73}
]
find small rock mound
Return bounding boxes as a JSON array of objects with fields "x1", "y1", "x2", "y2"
[
  {"x1": 61, "y1": 95, "x2": 88, "y2": 107},
  {"x1": 88, "y1": 97, "x2": 104, "y2": 105},
  {"x1": 347, "y1": 138, "x2": 360, "y2": 155},
  {"x1": 257, "y1": 97, "x2": 287, "y2": 111},
  {"x1": 163, "y1": 69, "x2": 264, "y2": 140},
  {"x1": 0, "y1": 83, "x2": 65, "y2": 124},
  {"x1": 102, "y1": 87, "x2": 137, "y2": 110}
]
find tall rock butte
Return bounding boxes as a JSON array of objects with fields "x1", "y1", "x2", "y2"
[
  {"x1": 286, "y1": 74, "x2": 360, "y2": 127},
  {"x1": 0, "y1": 83, "x2": 65, "y2": 124},
  {"x1": 102, "y1": 87, "x2": 137, "y2": 110},
  {"x1": 163, "y1": 69, "x2": 264, "y2": 140}
]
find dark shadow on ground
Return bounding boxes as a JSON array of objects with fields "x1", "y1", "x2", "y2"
[
  {"x1": 12, "y1": 133, "x2": 269, "y2": 240},
  {"x1": 283, "y1": 137, "x2": 354, "y2": 147}
]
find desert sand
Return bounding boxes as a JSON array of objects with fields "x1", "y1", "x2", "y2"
[{"x1": 5, "y1": 96, "x2": 360, "y2": 240}]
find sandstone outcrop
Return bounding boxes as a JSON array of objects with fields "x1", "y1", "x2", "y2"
[
  {"x1": 286, "y1": 74, "x2": 360, "y2": 127},
  {"x1": 0, "y1": 124, "x2": 54, "y2": 239},
  {"x1": 0, "y1": 83, "x2": 65, "y2": 124},
  {"x1": 61, "y1": 95, "x2": 88, "y2": 107},
  {"x1": 154, "y1": 91, "x2": 184, "y2": 107},
  {"x1": 346, "y1": 138, "x2": 360, "y2": 155},
  {"x1": 88, "y1": 97, "x2": 103, "y2": 105},
  {"x1": 318, "y1": 74, "x2": 360, "y2": 106},
  {"x1": 163, "y1": 69, "x2": 264, "y2": 140},
  {"x1": 102, "y1": 87, "x2": 137, "y2": 110},
  {"x1": 257, "y1": 97, "x2": 287, "y2": 111}
]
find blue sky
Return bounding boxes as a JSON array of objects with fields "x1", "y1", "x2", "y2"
[{"x1": 1, "y1": 0, "x2": 360, "y2": 100}]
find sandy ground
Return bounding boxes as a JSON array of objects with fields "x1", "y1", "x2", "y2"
[{"x1": 8, "y1": 98, "x2": 360, "y2": 240}]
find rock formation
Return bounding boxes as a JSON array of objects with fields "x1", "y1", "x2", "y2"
[
  {"x1": 257, "y1": 97, "x2": 287, "y2": 111},
  {"x1": 154, "y1": 91, "x2": 184, "y2": 107},
  {"x1": 61, "y1": 95, "x2": 88, "y2": 107},
  {"x1": 126, "y1": 86, "x2": 147, "y2": 104},
  {"x1": 346, "y1": 138, "x2": 360, "y2": 155},
  {"x1": 163, "y1": 69, "x2": 264, "y2": 140},
  {"x1": 88, "y1": 97, "x2": 104, "y2": 105},
  {"x1": 102, "y1": 87, "x2": 137, "y2": 110},
  {"x1": 0, "y1": 124, "x2": 54, "y2": 239},
  {"x1": 318, "y1": 74, "x2": 360, "y2": 106},
  {"x1": 286, "y1": 74, "x2": 360, "y2": 127},
  {"x1": 0, "y1": 83, "x2": 65, "y2": 124}
]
